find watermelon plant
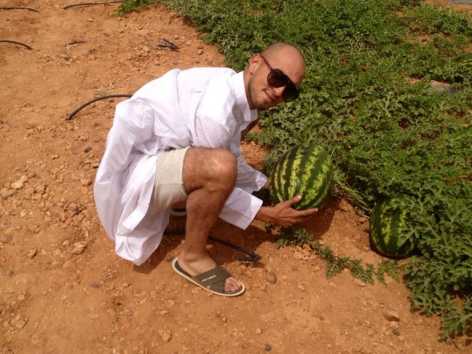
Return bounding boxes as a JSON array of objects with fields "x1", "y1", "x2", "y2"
[{"x1": 269, "y1": 145, "x2": 333, "y2": 209}]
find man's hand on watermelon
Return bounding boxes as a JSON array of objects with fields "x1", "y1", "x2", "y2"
[{"x1": 255, "y1": 195, "x2": 318, "y2": 227}]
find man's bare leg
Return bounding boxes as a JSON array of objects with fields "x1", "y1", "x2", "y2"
[{"x1": 176, "y1": 147, "x2": 242, "y2": 292}]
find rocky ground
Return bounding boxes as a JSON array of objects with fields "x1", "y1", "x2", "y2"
[{"x1": 0, "y1": 1, "x2": 470, "y2": 353}]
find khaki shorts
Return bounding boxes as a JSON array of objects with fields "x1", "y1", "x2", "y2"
[{"x1": 151, "y1": 147, "x2": 189, "y2": 212}]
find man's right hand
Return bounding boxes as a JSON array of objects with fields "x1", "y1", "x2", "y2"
[{"x1": 255, "y1": 195, "x2": 318, "y2": 227}]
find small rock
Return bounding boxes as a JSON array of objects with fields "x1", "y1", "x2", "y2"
[
  {"x1": 0, "y1": 233, "x2": 13, "y2": 244},
  {"x1": 70, "y1": 241, "x2": 87, "y2": 255},
  {"x1": 354, "y1": 279, "x2": 367, "y2": 287},
  {"x1": 0, "y1": 188, "x2": 15, "y2": 199},
  {"x1": 11, "y1": 175, "x2": 28, "y2": 189},
  {"x1": 89, "y1": 282, "x2": 101, "y2": 289},
  {"x1": 62, "y1": 260, "x2": 74, "y2": 269},
  {"x1": 358, "y1": 216, "x2": 369, "y2": 224},
  {"x1": 27, "y1": 249, "x2": 37, "y2": 258},
  {"x1": 158, "y1": 329, "x2": 172, "y2": 342},
  {"x1": 10, "y1": 315, "x2": 27, "y2": 329},
  {"x1": 383, "y1": 310, "x2": 400, "y2": 322},
  {"x1": 338, "y1": 199, "x2": 352, "y2": 212},
  {"x1": 198, "y1": 49, "x2": 204, "y2": 55},
  {"x1": 256, "y1": 328, "x2": 263, "y2": 334},
  {"x1": 80, "y1": 178, "x2": 92, "y2": 187},
  {"x1": 265, "y1": 270, "x2": 277, "y2": 284}
]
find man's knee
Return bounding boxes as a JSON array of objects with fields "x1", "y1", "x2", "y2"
[
  {"x1": 210, "y1": 149, "x2": 237, "y2": 182},
  {"x1": 183, "y1": 147, "x2": 237, "y2": 193}
]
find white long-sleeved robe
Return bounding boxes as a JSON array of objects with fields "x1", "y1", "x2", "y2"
[{"x1": 94, "y1": 68, "x2": 267, "y2": 265}]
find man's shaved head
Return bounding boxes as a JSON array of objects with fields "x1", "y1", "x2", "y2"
[
  {"x1": 261, "y1": 42, "x2": 305, "y2": 81},
  {"x1": 244, "y1": 42, "x2": 305, "y2": 110}
]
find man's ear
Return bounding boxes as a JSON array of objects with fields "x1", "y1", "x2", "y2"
[{"x1": 247, "y1": 54, "x2": 261, "y2": 75}]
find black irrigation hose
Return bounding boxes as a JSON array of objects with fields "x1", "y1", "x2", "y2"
[
  {"x1": 63, "y1": 1, "x2": 123, "y2": 10},
  {"x1": 0, "y1": 40, "x2": 32, "y2": 50},
  {"x1": 0, "y1": 6, "x2": 39, "y2": 12},
  {"x1": 66, "y1": 94, "x2": 132, "y2": 120},
  {"x1": 209, "y1": 236, "x2": 261, "y2": 264}
]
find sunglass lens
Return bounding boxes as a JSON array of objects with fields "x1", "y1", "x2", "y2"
[
  {"x1": 283, "y1": 83, "x2": 299, "y2": 101},
  {"x1": 267, "y1": 69, "x2": 300, "y2": 101},
  {"x1": 268, "y1": 69, "x2": 289, "y2": 87}
]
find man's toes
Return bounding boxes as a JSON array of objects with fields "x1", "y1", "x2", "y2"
[{"x1": 224, "y1": 277, "x2": 241, "y2": 292}]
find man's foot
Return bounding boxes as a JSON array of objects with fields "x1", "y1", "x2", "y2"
[{"x1": 173, "y1": 254, "x2": 244, "y2": 296}]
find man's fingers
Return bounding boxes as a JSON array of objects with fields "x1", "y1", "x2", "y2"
[
  {"x1": 285, "y1": 195, "x2": 302, "y2": 207},
  {"x1": 296, "y1": 208, "x2": 318, "y2": 216}
]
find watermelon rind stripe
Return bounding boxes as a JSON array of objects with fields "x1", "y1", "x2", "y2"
[
  {"x1": 296, "y1": 146, "x2": 322, "y2": 206},
  {"x1": 272, "y1": 151, "x2": 289, "y2": 202},
  {"x1": 297, "y1": 148, "x2": 329, "y2": 209},
  {"x1": 286, "y1": 148, "x2": 305, "y2": 200},
  {"x1": 282, "y1": 148, "x2": 299, "y2": 201},
  {"x1": 379, "y1": 203, "x2": 391, "y2": 254},
  {"x1": 300, "y1": 163, "x2": 333, "y2": 209},
  {"x1": 388, "y1": 210, "x2": 401, "y2": 257}
]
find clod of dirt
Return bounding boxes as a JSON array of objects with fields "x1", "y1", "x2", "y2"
[
  {"x1": 10, "y1": 315, "x2": 27, "y2": 329},
  {"x1": 0, "y1": 232, "x2": 13, "y2": 244},
  {"x1": 158, "y1": 329, "x2": 172, "y2": 342},
  {"x1": 11, "y1": 175, "x2": 27, "y2": 189},
  {"x1": 383, "y1": 310, "x2": 400, "y2": 322},
  {"x1": 264, "y1": 270, "x2": 277, "y2": 284},
  {"x1": 0, "y1": 188, "x2": 15, "y2": 199},
  {"x1": 354, "y1": 279, "x2": 367, "y2": 287},
  {"x1": 27, "y1": 248, "x2": 37, "y2": 258},
  {"x1": 70, "y1": 241, "x2": 87, "y2": 255}
]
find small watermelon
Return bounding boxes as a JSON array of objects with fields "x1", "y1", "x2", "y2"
[
  {"x1": 269, "y1": 145, "x2": 333, "y2": 209},
  {"x1": 369, "y1": 198, "x2": 415, "y2": 259}
]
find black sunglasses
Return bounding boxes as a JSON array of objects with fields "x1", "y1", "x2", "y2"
[{"x1": 260, "y1": 54, "x2": 300, "y2": 101}]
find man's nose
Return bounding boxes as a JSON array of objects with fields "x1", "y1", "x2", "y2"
[{"x1": 273, "y1": 86, "x2": 285, "y2": 98}]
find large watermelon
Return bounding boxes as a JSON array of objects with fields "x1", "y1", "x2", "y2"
[
  {"x1": 369, "y1": 198, "x2": 415, "y2": 259},
  {"x1": 269, "y1": 145, "x2": 333, "y2": 209}
]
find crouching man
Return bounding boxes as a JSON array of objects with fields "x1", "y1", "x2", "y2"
[{"x1": 94, "y1": 42, "x2": 317, "y2": 296}]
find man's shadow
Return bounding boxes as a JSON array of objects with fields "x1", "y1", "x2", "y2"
[{"x1": 134, "y1": 198, "x2": 338, "y2": 274}]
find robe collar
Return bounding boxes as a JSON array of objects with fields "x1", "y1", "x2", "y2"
[{"x1": 230, "y1": 71, "x2": 258, "y2": 124}]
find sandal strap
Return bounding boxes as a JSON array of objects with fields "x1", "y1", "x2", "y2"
[{"x1": 194, "y1": 266, "x2": 233, "y2": 293}]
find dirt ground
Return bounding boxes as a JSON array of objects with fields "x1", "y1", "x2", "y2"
[{"x1": 0, "y1": 1, "x2": 470, "y2": 353}]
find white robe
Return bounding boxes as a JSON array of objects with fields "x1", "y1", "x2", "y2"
[{"x1": 94, "y1": 68, "x2": 267, "y2": 265}]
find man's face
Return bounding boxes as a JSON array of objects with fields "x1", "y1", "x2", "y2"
[{"x1": 246, "y1": 52, "x2": 304, "y2": 110}]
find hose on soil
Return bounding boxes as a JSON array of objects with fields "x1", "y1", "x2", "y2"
[
  {"x1": 63, "y1": 1, "x2": 123, "y2": 10},
  {"x1": 66, "y1": 94, "x2": 132, "y2": 120},
  {"x1": 0, "y1": 40, "x2": 32, "y2": 50},
  {"x1": 0, "y1": 6, "x2": 39, "y2": 12}
]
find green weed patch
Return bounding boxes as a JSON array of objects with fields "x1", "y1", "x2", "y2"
[{"x1": 121, "y1": 0, "x2": 472, "y2": 340}]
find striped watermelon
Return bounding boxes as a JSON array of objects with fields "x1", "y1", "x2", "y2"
[
  {"x1": 369, "y1": 198, "x2": 415, "y2": 259},
  {"x1": 269, "y1": 145, "x2": 333, "y2": 209}
]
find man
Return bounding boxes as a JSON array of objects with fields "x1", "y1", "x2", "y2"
[{"x1": 94, "y1": 42, "x2": 317, "y2": 297}]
